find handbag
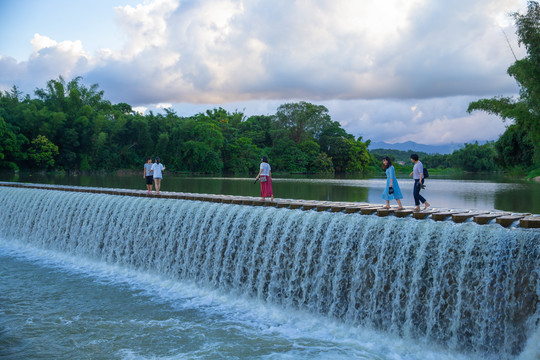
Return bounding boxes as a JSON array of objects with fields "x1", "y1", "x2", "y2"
[{"x1": 260, "y1": 175, "x2": 267, "y2": 183}]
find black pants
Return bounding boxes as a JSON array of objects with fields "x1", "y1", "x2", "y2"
[{"x1": 413, "y1": 179, "x2": 426, "y2": 206}]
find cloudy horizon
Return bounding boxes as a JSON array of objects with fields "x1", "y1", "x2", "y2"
[{"x1": 0, "y1": 0, "x2": 529, "y2": 145}]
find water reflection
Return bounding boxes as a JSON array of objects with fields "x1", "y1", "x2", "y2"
[{"x1": 0, "y1": 172, "x2": 538, "y2": 213}]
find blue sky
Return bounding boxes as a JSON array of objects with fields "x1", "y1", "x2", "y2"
[{"x1": 0, "y1": 0, "x2": 529, "y2": 145}]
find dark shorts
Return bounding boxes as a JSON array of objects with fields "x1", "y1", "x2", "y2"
[{"x1": 145, "y1": 175, "x2": 153, "y2": 185}]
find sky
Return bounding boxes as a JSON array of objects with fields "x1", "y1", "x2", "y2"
[{"x1": 0, "y1": 0, "x2": 530, "y2": 145}]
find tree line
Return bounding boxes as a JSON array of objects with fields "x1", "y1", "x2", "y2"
[
  {"x1": 0, "y1": 78, "x2": 519, "y2": 176},
  {"x1": 0, "y1": 81, "x2": 372, "y2": 174},
  {"x1": 370, "y1": 142, "x2": 499, "y2": 173}
]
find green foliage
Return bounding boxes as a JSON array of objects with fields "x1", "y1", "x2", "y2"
[
  {"x1": 527, "y1": 167, "x2": 540, "y2": 179},
  {"x1": 270, "y1": 139, "x2": 308, "y2": 173},
  {"x1": 0, "y1": 93, "x2": 29, "y2": 169},
  {"x1": 1, "y1": 73, "x2": 528, "y2": 176},
  {"x1": 369, "y1": 143, "x2": 503, "y2": 174},
  {"x1": 421, "y1": 153, "x2": 453, "y2": 169},
  {"x1": 468, "y1": 1, "x2": 540, "y2": 167},
  {"x1": 299, "y1": 140, "x2": 332, "y2": 173},
  {"x1": 238, "y1": 115, "x2": 273, "y2": 148},
  {"x1": 224, "y1": 137, "x2": 262, "y2": 175},
  {"x1": 450, "y1": 142, "x2": 498, "y2": 171},
  {"x1": 370, "y1": 148, "x2": 430, "y2": 163},
  {"x1": 182, "y1": 140, "x2": 223, "y2": 173},
  {"x1": 311, "y1": 152, "x2": 334, "y2": 174},
  {"x1": 345, "y1": 137, "x2": 371, "y2": 173},
  {"x1": 0, "y1": 116, "x2": 8, "y2": 161},
  {"x1": 27, "y1": 135, "x2": 59, "y2": 168},
  {"x1": 316, "y1": 122, "x2": 372, "y2": 173},
  {"x1": 494, "y1": 124, "x2": 535, "y2": 167},
  {"x1": 0, "y1": 77, "x2": 369, "y2": 174},
  {"x1": 274, "y1": 102, "x2": 333, "y2": 144}
]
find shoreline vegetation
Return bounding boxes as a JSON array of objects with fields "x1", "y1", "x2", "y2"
[
  {"x1": 0, "y1": 82, "x2": 538, "y2": 180},
  {"x1": 0, "y1": 79, "x2": 537, "y2": 180}
]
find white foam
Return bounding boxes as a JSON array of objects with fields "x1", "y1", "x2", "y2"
[{"x1": 1, "y1": 237, "x2": 479, "y2": 360}]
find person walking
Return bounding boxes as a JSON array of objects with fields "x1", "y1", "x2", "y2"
[
  {"x1": 143, "y1": 157, "x2": 153, "y2": 193},
  {"x1": 151, "y1": 157, "x2": 165, "y2": 194},
  {"x1": 255, "y1": 156, "x2": 274, "y2": 201},
  {"x1": 381, "y1": 156, "x2": 403, "y2": 209},
  {"x1": 409, "y1": 154, "x2": 430, "y2": 211}
]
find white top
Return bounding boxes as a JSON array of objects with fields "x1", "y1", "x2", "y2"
[
  {"x1": 151, "y1": 163, "x2": 165, "y2": 178},
  {"x1": 260, "y1": 162, "x2": 271, "y2": 176},
  {"x1": 413, "y1": 161, "x2": 423, "y2": 180}
]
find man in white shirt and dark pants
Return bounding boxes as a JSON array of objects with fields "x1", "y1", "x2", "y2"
[{"x1": 409, "y1": 154, "x2": 430, "y2": 211}]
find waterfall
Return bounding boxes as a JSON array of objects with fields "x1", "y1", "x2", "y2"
[{"x1": 1, "y1": 187, "x2": 539, "y2": 358}]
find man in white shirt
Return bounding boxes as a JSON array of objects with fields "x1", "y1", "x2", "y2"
[{"x1": 409, "y1": 154, "x2": 430, "y2": 211}]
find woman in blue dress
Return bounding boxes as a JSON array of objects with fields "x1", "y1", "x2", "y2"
[{"x1": 381, "y1": 156, "x2": 403, "y2": 209}]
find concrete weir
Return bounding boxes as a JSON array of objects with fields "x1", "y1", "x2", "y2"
[{"x1": 1, "y1": 181, "x2": 539, "y2": 229}]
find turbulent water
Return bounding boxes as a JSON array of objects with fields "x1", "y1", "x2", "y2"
[{"x1": 0, "y1": 187, "x2": 539, "y2": 359}]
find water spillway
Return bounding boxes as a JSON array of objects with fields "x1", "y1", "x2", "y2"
[
  {"x1": 2, "y1": 181, "x2": 539, "y2": 227},
  {"x1": 1, "y1": 186, "x2": 539, "y2": 358}
]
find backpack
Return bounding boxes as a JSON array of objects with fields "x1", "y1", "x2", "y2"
[{"x1": 423, "y1": 167, "x2": 429, "y2": 179}]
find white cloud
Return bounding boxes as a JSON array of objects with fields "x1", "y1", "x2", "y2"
[
  {"x1": 395, "y1": 112, "x2": 508, "y2": 145},
  {"x1": 320, "y1": 96, "x2": 509, "y2": 144},
  {"x1": 156, "y1": 102, "x2": 172, "y2": 109},
  {"x1": 132, "y1": 106, "x2": 147, "y2": 114},
  {"x1": 113, "y1": 0, "x2": 179, "y2": 58},
  {"x1": 30, "y1": 34, "x2": 59, "y2": 52},
  {"x1": 80, "y1": 0, "x2": 526, "y2": 104},
  {"x1": 0, "y1": 0, "x2": 529, "y2": 144}
]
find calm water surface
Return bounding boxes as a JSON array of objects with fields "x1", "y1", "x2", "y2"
[{"x1": 1, "y1": 172, "x2": 539, "y2": 213}]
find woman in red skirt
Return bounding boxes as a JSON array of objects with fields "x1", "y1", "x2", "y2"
[{"x1": 255, "y1": 156, "x2": 274, "y2": 201}]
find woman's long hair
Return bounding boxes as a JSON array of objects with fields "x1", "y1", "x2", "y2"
[{"x1": 382, "y1": 156, "x2": 392, "y2": 170}]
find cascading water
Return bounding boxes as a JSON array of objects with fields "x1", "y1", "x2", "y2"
[{"x1": 1, "y1": 187, "x2": 539, "y2": 358}]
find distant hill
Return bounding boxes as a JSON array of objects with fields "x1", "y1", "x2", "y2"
[{"x1": 368, "y1": 141, "x2": 463, "y2": 155}]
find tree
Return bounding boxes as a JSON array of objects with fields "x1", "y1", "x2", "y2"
[
  {"x1": 224, "y1": 137, "x2": 262, "y2": 174},
  {"x1": 494, "y1": 124, "x2": 534, "y2": 167},
  {"x1": 239, "y1": 115, "x2": 273, "y2": 149},
  {"x1": 275, "y1": 101, "x2": 332, "y2": 144},
  {"x1": 468, "y1": 1, "x2": 540, "y2": 167},
  {"x1": 270, "y1": 138, "x2": 308, "y2": 173},
  {"x1": 422, "y1": 153, "x2": 452, "y2": 169},
  {"x1": 0, "y1": 88, "x2": 29, "y2": 169},
  {"x1": 345, "y1": 137, "x2": 371, "y2": 173},
  {"x1": 311, "y1": 152, "x2": 335, "y2": 173},
  {"x1": 0, "y1": 76, "x2": 373, "y2": 174},
  {"x1": 299, "y1": 140, "x2": 321, "y2": 173},
  {"x1": 182, "y1": 140, "x2": 223, "y2": 173},
  {"x1": 27, "y1": 135, "x2": 59, "y2": 169},
  {"x1": 451, "y1": 142, "x2": 499, "y2": 172}
]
